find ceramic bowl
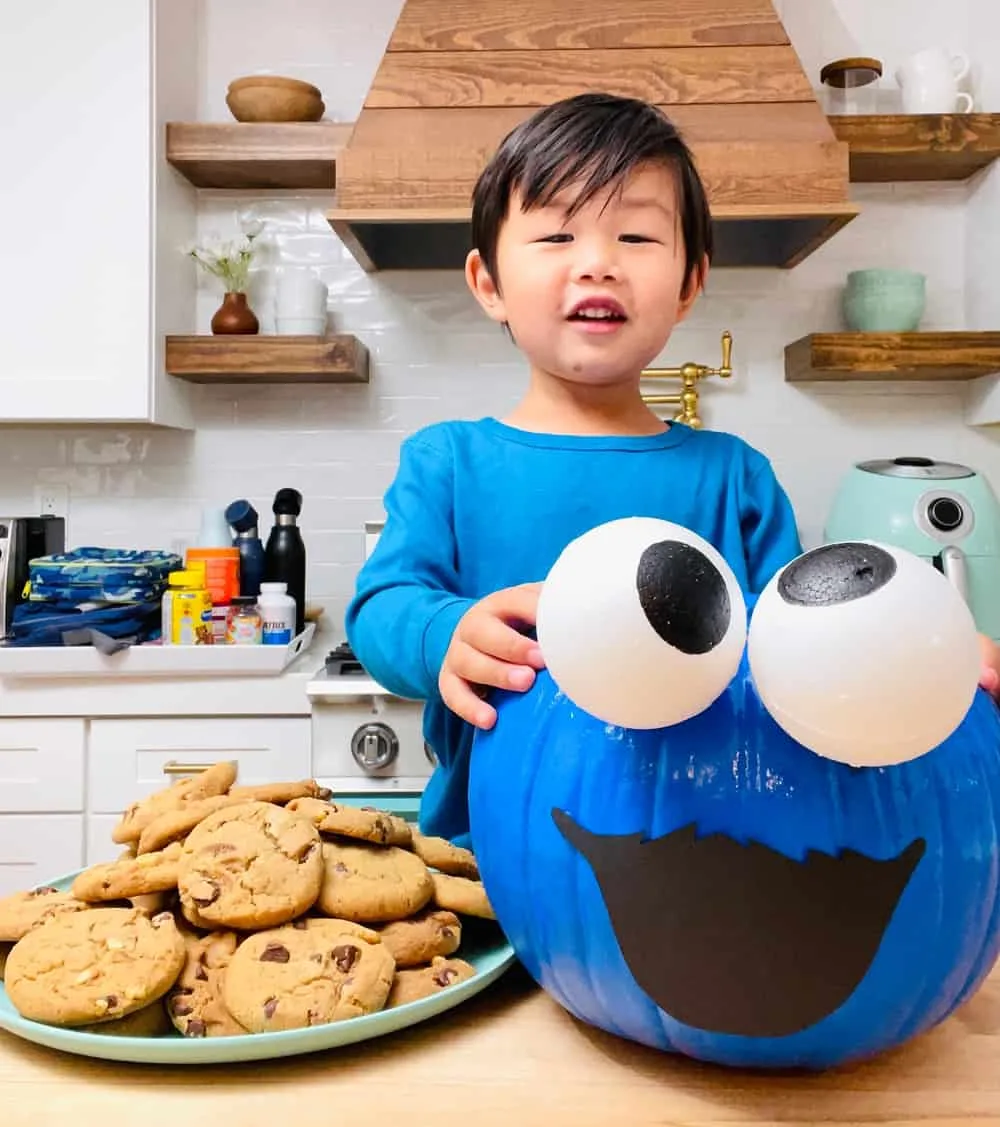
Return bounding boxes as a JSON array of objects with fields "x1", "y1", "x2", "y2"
[
  {"x1": 842, "y1": 268, "x2": 926, "y2": 332},
  {"x1": 225, "y1": 75, "x2": 324, "y2": 123}
]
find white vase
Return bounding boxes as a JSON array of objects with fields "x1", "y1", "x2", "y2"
[{"x1": 275, "y1": 268, "x2": 328, "y2": 334}]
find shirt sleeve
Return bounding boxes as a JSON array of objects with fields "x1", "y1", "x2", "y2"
[
  {"x1": 344, "y1": 433, "x2": 477, "y2": 701},
  {"x1": 741, "y1": 454, "x2": 803, "y2": 597}
]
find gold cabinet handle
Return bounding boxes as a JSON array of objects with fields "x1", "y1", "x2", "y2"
[{"x1": 162, "y1": 760, "x2": 213, "y2": 776}]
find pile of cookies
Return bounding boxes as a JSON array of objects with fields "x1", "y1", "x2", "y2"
[{"x1": 0, "y1": 761, "x2": 497, "y2": 1038}]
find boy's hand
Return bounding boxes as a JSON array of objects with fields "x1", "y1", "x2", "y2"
[
  {"x1": 979, "y1": 633, "x2": 1000, "y2": 700},
  {"x1": 439, "y1": 583, "x2": 546, "y2": 729}
]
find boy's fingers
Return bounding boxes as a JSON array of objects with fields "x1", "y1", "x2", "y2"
[
  {"x1": 439, "y1": 670, "x2": 497, "y2": 729},
  {"x1": 449, "y1": 640, "x2": 537, "y2": 693},
  {"x1": 484, "y1": 582, "x2": 543, "y2": 627},
  {"x1": 461, "y1": 613, "x2": 543, "y2": 667}
]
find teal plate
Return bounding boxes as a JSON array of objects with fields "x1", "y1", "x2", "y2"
[
  {"x1": 0, "y1": 871, "x2": 516, "y2": 1065},
  {"x1": 0, "y1": 798, "x2": 516, "y2": 1064}
]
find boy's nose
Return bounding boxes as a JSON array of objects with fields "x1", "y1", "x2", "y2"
[{"x1": 572, "y1": 240, "x2": 621, "y2": 282}]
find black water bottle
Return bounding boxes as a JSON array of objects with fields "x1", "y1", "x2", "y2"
[{"x1": 264, "y1": 487, "x2": 306, "y2": 636}]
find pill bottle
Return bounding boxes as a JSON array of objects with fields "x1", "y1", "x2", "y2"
[
  {"x1": 226, "y1": 596, "x2": 263, "y2": 646},
  {"x1": 170, "y1": 571, "x2": 213, "y2": 646},
  {"x1": 258, "y1": 582, "x2": 296, "y2": 646},
  {"x1": 161, "y1": 563, "x2": 207, "y2": 646}
]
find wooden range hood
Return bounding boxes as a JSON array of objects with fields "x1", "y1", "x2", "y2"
[{"x1": 328, "y1": 0, "x2": 858, "y2": 272}]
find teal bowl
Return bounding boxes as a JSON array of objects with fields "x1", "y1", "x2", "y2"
[{"x1": 843, "y1": 269, "x2": 926, "y2": 331}]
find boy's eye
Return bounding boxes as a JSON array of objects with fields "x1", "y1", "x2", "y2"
[
  {"x1": 537, "y1": 233, "x2": 573, "y2": 243},
  {"x1": 619, "y1": 234, "x2": 656, "y2": 244}
]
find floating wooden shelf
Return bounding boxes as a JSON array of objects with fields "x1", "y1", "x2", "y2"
[
  {"x1": 166, "y1": 122, "x2": 352, "y2": 189},
  {"x1": 829, "y1": 113, "x2": 1000, "y2": 182},
  {"x1": 164, "y1": 335, "x2": 369, "y2": 384},
  {"x1": 785, "y1": 332, "x2": 1000, "y2": 382}
]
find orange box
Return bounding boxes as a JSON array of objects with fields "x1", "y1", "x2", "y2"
[{"x1": 186, "y1": 547, "x2": 240, "y2": 606}]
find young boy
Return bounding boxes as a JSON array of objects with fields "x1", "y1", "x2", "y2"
[{"x1": 346, "y1": 92, "x2": 1000, "y2": 848}]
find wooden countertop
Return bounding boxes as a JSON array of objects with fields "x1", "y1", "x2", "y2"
[{"x1": 3, "y1": 961, "x2": 1000, "y2": 1127}]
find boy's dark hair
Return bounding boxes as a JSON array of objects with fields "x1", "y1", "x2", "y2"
[{"x1": 471, "y1": 92, "x2": 712, "y2": 297}]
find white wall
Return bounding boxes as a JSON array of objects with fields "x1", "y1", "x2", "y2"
[{"x1": 0, "y1": 0, "x2": 997, "y2": 633}]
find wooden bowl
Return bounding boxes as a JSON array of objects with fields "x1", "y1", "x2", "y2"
[{"x1": 225, "y1": 75, "x2": 324, "y2": 123}]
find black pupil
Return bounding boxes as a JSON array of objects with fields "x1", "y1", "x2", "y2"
[
  {"x1": 635, "y1": 540, "x2": 731, "y2": 655},
  {"x1": 778, "y1": 543, "x2": 896, "y2": 607}
]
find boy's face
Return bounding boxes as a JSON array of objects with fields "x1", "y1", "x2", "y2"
[{"x1": 466, "y1": 162, "x2": 703, "y2": 390}]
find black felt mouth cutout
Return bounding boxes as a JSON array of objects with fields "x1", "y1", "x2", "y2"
[{"x1": 553, "y1": 809, "x2": 925, "y2": 1038}]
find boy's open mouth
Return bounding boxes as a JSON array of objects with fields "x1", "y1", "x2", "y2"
[{"x1": 567, "y1": 297, "x2": 627, "y2": 328}]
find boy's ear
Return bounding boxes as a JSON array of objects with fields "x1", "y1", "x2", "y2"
[
  {"x1": 465, "y1": 249, "x2": 508, "y2": 324},
  {"x1": 675, "y1": 254, "x2": 709, "y2": 324}
]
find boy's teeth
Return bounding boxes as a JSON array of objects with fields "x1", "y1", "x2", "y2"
[{"x1": 576, "y1": 309, "x2": 619, "y2": 319}]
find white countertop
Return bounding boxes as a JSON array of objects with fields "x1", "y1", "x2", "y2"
[{"x1": 305, "y1": 665, "x2": 417, "y2": 702}]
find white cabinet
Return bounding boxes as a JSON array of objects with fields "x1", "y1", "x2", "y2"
[
  {"x1": 0, "y1": 0, "x2": 196, "y2": 424},
  {"x1": 0, "y1": 719, "x2": 85, "y2": 812},
  {"x1": 88, "y1": 717, "x2": 312, "y2": 814},
  {"x1": 0, "y1": 712, "x2": 313, "y2": 886},
  {"x1": 86, "y1": 816, "x2": 127, "y2": 867},
  {"x1": 0, "y1": 816, "x2": 84, "y2": 897},
  {"x1": 0, "y1": 718, "x2": 86, "y2": 891}
]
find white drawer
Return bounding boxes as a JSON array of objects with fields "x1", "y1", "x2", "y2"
[
  {"x1": 86, "y1": 814, "x2": 128, "y2": 865},
  {"x1": 0, "y1": 814, "x2": 84, "y2": 895},
  {"x1": 87, "y1": 717, "x2": 311, "y2": 814},
  {"x1": 0, "y1": 718, "x2": 85, "y2": 812}
]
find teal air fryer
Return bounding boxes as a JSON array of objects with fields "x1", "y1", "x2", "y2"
[{"x1": 824, "y1": 457, "x2": 1000, "y2": 642}]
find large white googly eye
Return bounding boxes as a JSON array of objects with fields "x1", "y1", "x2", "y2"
[
  {"x1": 747, "y1": 541, "x2": 981, "y2": 766},
  {"x1": 536, "y1": 517, "x2": 748, "y2": 729}
]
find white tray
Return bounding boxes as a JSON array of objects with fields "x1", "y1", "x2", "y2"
[{"x1": 0, "y1": 624, "x2": 315, "y2": 680}]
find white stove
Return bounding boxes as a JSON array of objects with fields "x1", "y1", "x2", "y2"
[{"x1": 306, "y1": 642, "x2": 432, "y2": 797}]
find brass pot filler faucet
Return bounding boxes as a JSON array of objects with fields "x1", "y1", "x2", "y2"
[{"x1": 641, "y1": 330, "x2": 733, "y2": 429}]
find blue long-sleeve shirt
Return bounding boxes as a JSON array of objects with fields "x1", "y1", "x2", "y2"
[{"x1": 345, "y1": 418, "x2": 803, "y2": 847}]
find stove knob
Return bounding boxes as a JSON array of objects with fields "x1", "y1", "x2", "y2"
[{"x1": 350, "y1": 723, "x2": 399, "y2": 771}]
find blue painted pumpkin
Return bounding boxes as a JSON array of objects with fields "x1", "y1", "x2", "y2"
[{"x1": 468, "y1": 534, "x2": 1000, "y2": 1070}]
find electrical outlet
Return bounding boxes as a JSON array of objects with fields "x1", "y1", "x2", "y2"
[{"x1": 34, "y1": 484, "x2": 69, "y2": 518}]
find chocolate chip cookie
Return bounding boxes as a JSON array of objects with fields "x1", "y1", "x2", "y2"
[
  {"x1": 375, "y1": 908, "x2": 462, "y2": 968},
  {"x1": 137, "y1": 794, "x2": 245, "y2": 855},
  {"x1": 410, "y1": 831, "x2": 480, "y2": 880},
  {"x1": 78, "y1": 1000, "x2": 172, "y2": 1037},
  {"x1": 222, "y1": 918, "x2": 395, "y2": 1033},
  {"x1": 177, "y1": 801, "x2": 322, "y2": 930},
  {"x1": 386, "y1": 956, "x2": 476, "y2": 1008},
  {"x1": 0, "y1": 886, "x2": 91, "y2": 942},
  {"x1": 71, "y1": 842, "x2": 184, "y2": 902},
  {"x1": 4, "y1": 907, "x2": 185, "y2": 1027},
  {"x1": 112, "y1": 760, "x2": 237, "y2": 845},
  {"x1": 287, "y1": 797, "x2": 412, "y2": 847},
  {"x1": 228, "y1": 780, "x2": 331, "y2": 806},
  {"x1": 167, "y1": 929, "x2": 245, "y2": 1037},
  {"x1": 317, "y1": 839, "x2": 434, "y2": 923},
  {"x1": 430, "y1": 872, "x2": 496, "y2": 920}
]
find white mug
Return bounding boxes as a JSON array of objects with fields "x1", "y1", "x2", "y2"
[{"x1": 896, "y1": 48, "x2": 973, "y2": 113}]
